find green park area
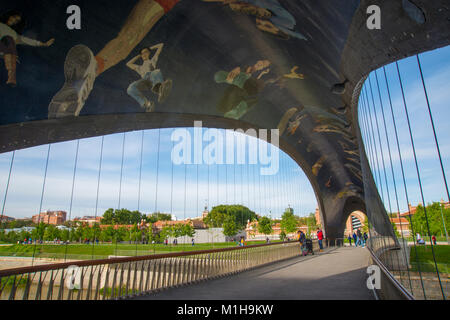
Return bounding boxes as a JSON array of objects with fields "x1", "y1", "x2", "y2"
[
  {"x1": 409, "y1": 245, "x2": 450, "y2": 274},
  {"x1": 0, "y1": 240, "x2": 276, "y2": 261}
]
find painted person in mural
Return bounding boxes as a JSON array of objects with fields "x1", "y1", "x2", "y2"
[
  {"x1": 126, "y1": 43, "x2": 172, "y2": 112},
  {"x1": 48, "y1": 0, "x2": 180, "y2": 118},
  {"x1": 0, "y1": 10, "x2": 54, "y2": 87},
  {"x1": 214, "y1": 59, "x2": 271, "y2": 119},
  {"x1": 202, "y1": 0, "x2": 307, "y2": 40}
]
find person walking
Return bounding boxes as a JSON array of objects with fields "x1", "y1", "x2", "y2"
[
  {"x1": 432, "y1": 235, "x2": 437, "y2": 245},
  {"x1": 356, "y1": 229, "x2": 362, "y2": 247},
  {"x1": 347, "y1": 234, "x2": 352, "y2": 247},
  {"x1": 191, "y1": 238, "x2": 195, "y2": 246},
  {"x1": 316, "y1": 228, "x2": 324, "y2": 252},
  {"x1": 363, "y1": 232, "x2": 368, "y2": 246},
  {"x1": 352, "y1": 232, "x2": 357, "y2": 247}
]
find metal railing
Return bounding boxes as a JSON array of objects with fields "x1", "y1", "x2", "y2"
[{"x1": 0, "y1": 240, "x2": 318, "y2": 300}]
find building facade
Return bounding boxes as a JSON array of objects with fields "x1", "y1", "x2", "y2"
[{"x1": 32, "y1": 211, "x2": 67, "y2": 225}]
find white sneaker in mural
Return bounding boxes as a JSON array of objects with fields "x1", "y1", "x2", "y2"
[{"x1": 48, "y1": 45, "x2": 97, "y2": 118}]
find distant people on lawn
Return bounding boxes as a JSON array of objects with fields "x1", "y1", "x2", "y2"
[{"x1": 416, "y1": 233, "x2": 425, "y2": 245}]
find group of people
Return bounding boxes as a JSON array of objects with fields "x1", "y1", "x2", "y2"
[
  {"x1": 416, "y1": 233, "x2": 438, "y2": 245},
  {"x1": 347, "y1": 229, "x2": 368, "y2": 247},
  {"x1": 296, "y1": 228, "x2": 324, "y2": 255}
]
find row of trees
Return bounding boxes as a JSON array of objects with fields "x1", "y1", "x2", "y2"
[
  {"x1": 101, "y1": 209, "x2": 172, "y2": 225},
  {"x1": 0, "y1": 221, "x2": 197, "y2": 245}
]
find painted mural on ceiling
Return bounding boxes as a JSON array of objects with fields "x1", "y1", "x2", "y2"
[{"x1": 0, "y1": 0, "x2": 363, "y2": 195}]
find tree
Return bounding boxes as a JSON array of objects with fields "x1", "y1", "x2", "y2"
[
  {"x1": 100, "y1": 226, "x2": 115, "y2": 243},
  {"x1": 411, "y1": 202, "x2": 450, "y2": 237},
  {"x1": 101, "y1": 208, "x2": 144, "y2": 225},
  {"x1": 181, "y1": 224, "x2": 196, "y2": 238},
  {"x1": 145, "y1": 212, "x2": 172, "y2": 223},
  {"x1": 391, "y1": 221, "x2": 401, "y2": 238},
  {"x1": 32, "y1": 222, "x2": 47, "y2": 240},
  {"x1": 102, "y1": 208, "x2": 115, "y2": 224},
  {"x1": 43, "y1": 225, "x2": 60, "y2": 241},
  {"x1": 60, "y1": 229, "x2": 70, "y2": 242},
  {"x1": 281, "y1": 209, "x2": 298, "y2": 234},
  {"x1": 257, "y1": 216, "x2": 273, "y2": 236},
  {"x1": 223, "y1": 215, "x2": 238, "y2": 237},
  {"x1": 159, "y1": 226, "x2": 173, "y2": 242},
  {"x1": 205, "y1": 205, "x2": 257, "y2": 230}
]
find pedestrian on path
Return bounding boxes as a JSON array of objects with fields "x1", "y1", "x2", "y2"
[
  {"x1": 356, "y1": 229, "x2": 362, "y2": 246},
  {"x1": 352, "y1": 232, "x2": 357, "y2": 247},
  {"x1": 316, "y1": 228, "x2": 324, "y2": 252},
  {"x1": 432, "y1": 235, "x2": 437, "y2": 245},
  {"x1": 347, "y1": 234, "x2": 352, "y2": 246}
]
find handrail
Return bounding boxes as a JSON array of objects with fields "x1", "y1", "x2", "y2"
[
  {"x1": 366, "y1": 245, "x2": 415, "y2": 300},
  {"x1": 0, "y1": 240, "x2": 308, "y2": 300},
  {"x1": 0, "y1": 240, "x2": 291, "y2": 277}
]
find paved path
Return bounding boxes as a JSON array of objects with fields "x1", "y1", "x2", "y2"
[{"x1": 134, "y1": 247, "x2": 374, "y2": 300}]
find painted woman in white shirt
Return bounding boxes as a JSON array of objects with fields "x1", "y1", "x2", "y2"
[
  {"x1": 126, "y1": 43, "x2": 172, "y2": 112},
  {"x1": 0, "y1": 10, "x2": 54, "y2": 86}
]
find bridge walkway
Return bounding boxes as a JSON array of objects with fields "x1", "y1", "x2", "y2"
[{"x1": 134, "y1": 246, "x2": 374, "y2": 300}]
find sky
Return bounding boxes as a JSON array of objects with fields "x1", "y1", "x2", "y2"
[
  {"x1": 0, "y1": 45, "x2": 449, "y2": 221},
  {"x1": 0, "y1": 128, "x2": 315, "y2": 220},
  {"x1": 359, "y1": 45, "x2": 450, "y2": 214}
]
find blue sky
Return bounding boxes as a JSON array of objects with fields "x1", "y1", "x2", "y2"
[
  {"x1": 0, "y1": 128, "x2": 314, "y2": 220},
  {"x1": 359, "y1": 45, "x2": 450, "y2": 214},
  {"x1": 1, "y1": 45, "x2": 449, "y2": 221}
]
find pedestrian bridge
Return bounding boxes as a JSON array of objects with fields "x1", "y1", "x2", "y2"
[
  {"x1": 133, "y1": 246, "x2": 374, "y2": 300},
  {"x1": 0, "y1": 0, "x2": 449, "y2": 300}
]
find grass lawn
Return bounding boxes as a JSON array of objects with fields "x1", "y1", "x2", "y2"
[
  {"x1": 409, "y1": 245, "x2": 450, "y2": 273},
  {"x1": 0, "y1": 240, "x2": 277, "y2": 261}
]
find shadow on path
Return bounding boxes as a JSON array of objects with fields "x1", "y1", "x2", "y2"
[{"x1": 132, "y1": 247, "x2": 374, "y2": 300}]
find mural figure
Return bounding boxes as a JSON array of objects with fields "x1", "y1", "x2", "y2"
[
  {"x1": 283, "y1": 66, "x2": 304, "y2": 79},
  {"x1": 312, "y1": 156, "x2": 325, "y2": 176},
  {"x1": 277, "y1": 107, "x2": 298, "y2": 135},
  {"x1": 345, "y1": 163, "x2": 363, "y2": 182},
  {"x1": 126, "y1": 44, "x2": 172, "y2": 112},
  {"x1": 48, "y1": 0, "x2": 180, "y2": 118},
  {"x1": 335, "y1": 183, "x2": 362, "y2": 200},
  {"x1": 286, "y1": 114, "x2": 306, "y2": 135},
  {"x1": 0, "y1": 10, "x2": 54, "y2": 87},
  {"x1": 203, "y1": 0, "x2": 307, "y2": 40},
  {"x1": 313, "y1": 124, "x2": 354, "y2": 142},
  {"x1": 214, "y1": 59, "x2": 271, "y2": 119},
  {"x1": 279, "y1": 105, "x2": 348, "y2": 137},
  {"x1": 325, "y1": 176, "x2": 332, "y2": 188}
]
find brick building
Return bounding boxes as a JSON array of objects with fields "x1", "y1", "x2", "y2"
[
  {"x1": 73, "y1": 216, "x2": 103, "y2": 226},
  {"x1": 32, "y1": 210, "x2": 67, "y2": 225}
]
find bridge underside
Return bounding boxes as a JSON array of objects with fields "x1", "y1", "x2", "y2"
[{"x1": 1, "y1": 0, "x2": 449, "y2": 240}]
